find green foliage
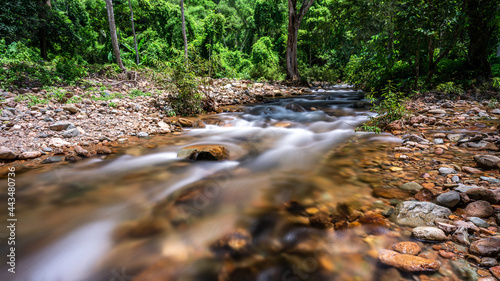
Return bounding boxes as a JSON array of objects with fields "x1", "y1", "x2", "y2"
[
  {"x1": 129, "y1": 89, "x2": 151, "y2": 98},
  {"x1": 108, "y1": 102, "x2": 117, "y2": 108},
  {"x1": 436, "y1": 82, "x2": 465, "y2": 95},
  {"x1": 488, "y1": 97, "x2": 498, "y2": 108},
  {"x1": 249, "y1": 37, "x2": 281, "y2": 80},
  {"x1": 171, "y1": 64, "x2": 203, "y2": 116},
  {"x1": 55, "y1": 57, "x2": 87, "y2": 81},
  {"x1": 492, "y1": 77, "x2": 500, "y2": 90},
  {"x1": 360, "y1": 81, "x2": 407, "y2": 133}
]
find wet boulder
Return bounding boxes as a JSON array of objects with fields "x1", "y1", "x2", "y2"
[
  {"x1": 469, "y1": 237, "x2": 500, "y2": 257},
  {"x1": 474, "y1": 155, "x2": 500, "y2": 170},
  {"x1": 378, "y1": 249, "x2": 440, "y2": 272},
  {"x1": 392, "y1": 201, "x2": 452, "y2": 227},
  {"x1": 177, "y1": 145, "x2": 229, "y2": 161},
  {"x1": 285, "y1": 103, "x2": 306, "y2": 112}
]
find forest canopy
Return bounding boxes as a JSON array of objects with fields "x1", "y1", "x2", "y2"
[{"x1": 1, "y1": 0, "x2": 500, "y2": 91}]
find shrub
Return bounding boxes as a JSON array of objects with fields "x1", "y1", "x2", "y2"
[
  {"x1": 436, "y1": 82, "x2": 464, "y2": 95},
  {"x1": 171, "y1": 63, "x2": 203, "y2": 116}
]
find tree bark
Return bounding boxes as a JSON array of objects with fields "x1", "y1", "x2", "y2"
[
  {"x1": 128, "y1": 0, "x2": 139, "y2": 65},
  {"x1": 465, "y1": 0, "x2": 495, "y2": 80},
  {"x1": 38, "y1": 0, "x2": 51, "y2": 60},
  {"x1": 105, "y1": 0, "x2": 126, "y2": 71},
  {"x1": 286, "y1": 0, "x2": 315, "y2": 82},
  {"x1": 180, "y1": 0, "x2": 188, "y2": 63}
]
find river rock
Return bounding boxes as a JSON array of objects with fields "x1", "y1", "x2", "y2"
[
  {"x1": 178, "y1": 118, "x2": 194, "y2": 127},
  {"x1": 428, "y1": 109, "x2": 447, "y2": 114},
  {"x1": 399, "y1": 181, "x2": 423, "y2": 191},
  {"x1": 436, "y1": 191, "x2": 461, "y2": 208},
  {"x1": 63, "y1": 104, "x2": 78, "y2": 114},
  {"x1": 137, "y1": 132, "x2": 149, "y2": 138},
  {"x1": 49, "y1": 122, "x2": 74, "y2": 131},
  {"x1": 412, "y1": 226, "x2": 448, "y2": 241},
  {"x1": 480, "y1": 257, "x2": 498, "y2": 267},
  {"x1": 468, "y1": 217, "x2": 489, "y2": 228},
  {"x1": 391, "y1": 242, "x2": 421, "y2": 255},
  {"x1": 41, "y1": 156, "x2": 63, "y2": 164},
  {"x1": 177, "y1": 145, "x2": 229, "y2": 161},
  {"x1": 392, "y1": 201, "x2": 452, "y2": 227},
  {"x1": 403, "y1": 134, "x2": 429, "y2": 144},
  {"x1": 439, "y1": 167, "x2": 457, "y2": 175},
  {"x1": 210, "y1": 229, "x2": 252, "y2": 258},
  {"x1": 447, "y1": 134, "x2": 465, "y2": 142},
  {"x1": 465, "y1": 200, "x2": 494, "y2": 218},
  {"x1": 490, "y1": 266, "x2": 500, "y2": 279},
  {"x1": 62, "y1": 128, "x2": 80, "y2": 138},
  {"x1": 19, "y1": 151, "x2": 42, "y2": 160},
  {"x1": 378, "y1": 250, "x2": 440, "y2": 272},
  {"x1": 48, "y1": 138, "x2": 70, "y2": 147},
  {"x1": 474, "y1": 155, "x2": 500, "y2": 170},
  {"x1": 462, "y1": 166, "x2": 483, "y2": 174},
  {"x1": 480, "y1": 176, "x2": 500, "y2": 184},
  {"x1": 0, "y1": 146, "x2": 17, "y2": 160},
  {"x1": 469, "y1": 237, "x2": 500, "y2": 257},
  {"x1": 466, "y1": 188, "x2": 498, "y2": 204}
]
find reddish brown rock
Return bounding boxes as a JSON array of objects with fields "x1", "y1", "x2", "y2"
[
  {"x1": 470, "y1": 237, "x2": 500, "y2": 257},
  {"x1": 466, "y1": 188, "x2": 498, "y2": 204},
  {"x1": 391, "y1": 242, "x2": 421, "y2": 255},
  {"x1": 490, "y1": 266, "x2": 500, "y2": 280},
  {"x1": 378, "y1": 249, "x2": 440, "y2": 272},
  {"x1": 465, "y1": 200, "x2": 494, "y2": 218},
  {"x1": 462, "y1": 166, "x2": 483, "y2": 174},
  {"x1": 415, "y1": 188, "x2": 435, "y2": 202}
]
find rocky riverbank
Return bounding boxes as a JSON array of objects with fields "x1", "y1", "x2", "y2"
[{"x1": 0, "y1": 79, "x2": 315, "y2": 168}]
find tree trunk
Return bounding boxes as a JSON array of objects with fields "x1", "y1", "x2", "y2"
[
  {"x1": 38, "y1": 0, "x2": 51, "y2": 60},
  {"x1": 286, "y1": 12, "x2": 299, "y2": 81},
  {"x1": 128, "y1": 0, "x2": 139, "y2": 65},
  {"x1": 180, "y1": 0, "x2": 188, "y2": 63},
  {"x1": 465, "y1": 0, "x2": 494, "y2": 80},
  {"x1": 105, "y1": 0, "x2": 126, "y2": 71},
  {"x1": 286, "y1": 0, "x2": 315, "y2": 82}
]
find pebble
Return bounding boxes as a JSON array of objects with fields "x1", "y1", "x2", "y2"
[
  {"x1": 42, "y1": 147, "x2": 53, "y2": 152},
  {"x1": 480, "y1": 176, "x2": 500, "y2": 184},
  {"x1": 480, "y1": 257, "x2": 498, "y2": 267},
  {"x1": 41, "y1": 156, "x2": 63, "y2": 164},
  {"x1": 439, "y1": 167, "x2": 457, "y2": 175},
  {"x1": 462, "y1": 166, "x2": 483, "y2": 174},
  {"x1": 468, "y1": 217, "x2": 489, "y2": 228},
  {"x1": 412, "y1": 226, "x2": 448, "y2": 241},
  {"x1": 436, "y1": 191, "x2": 461, "y2": 208},
  {"x1": 49, "y1": 138, "x2": 71, "y2": 147},
  {"x1": 62, "y1": 128, "x2": 80, "y2": 138},
  {"x1": 399, "y1": 181, "x2": 423, "y2": 191},
  {"x1": 378, "y1": 249, "x2": 440, "y2": 272},
  {"x1": 19, "y1": 151, "x2": 42, "y2": 160},
  {"x1": 428, "y1": 109, "x2": 447, "y2": 114},
  {"x1": 49, "y1": 122, "x2": 74, "y2": 131},
  {"x1": 465, "y1": 200, "x2": 494, "y2": 218},
  {"x1": 447, "y1": 134, "x2": 465, "y2": 142},
  {"x1": 391, "y1": 242, "x2": 421, "y2": 255},
  {"x1": 137, "y1": 132, "x2": 149, "y2": 138}
]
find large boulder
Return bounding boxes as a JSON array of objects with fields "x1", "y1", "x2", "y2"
[
  {"x1": 177, "y1": 145, "x2": 229, "y2": 161},
  {"x1": 0, "y1": 146, "x2": 17, "y2": 160},
  {"x1": 392, "y1": 201, "x2": 452, "y2": 227}
]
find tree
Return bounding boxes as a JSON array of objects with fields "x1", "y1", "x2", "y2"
[
  {"x1": 38, "y1": 0, "x2": 51, "y2": 60},
  {"x1": 128, "y1": 0, "x2": 139, "y2": 65},
  {"x1": 181, "y1": 0, "x2": 188, "y2": 62},
  {"x1": 105, "y1": 0, "x2": 126, "y2": 71},
  {"x1": 465, "y1": 0, "x2": 497, "y2": 80},
  {"x1": 286, "y1": 0, "x2": 315, "y2": 82}
]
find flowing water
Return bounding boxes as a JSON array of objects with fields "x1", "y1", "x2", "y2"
[{"x1": 1, "y1": 87, "x2": 409, "y2": 281}]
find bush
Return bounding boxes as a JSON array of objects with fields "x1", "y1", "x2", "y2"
[
  {"x1": 249, "y1": 37, "x2": 281, "y2": 80},
  {"x1": 55, "y1": 56, "x2": 87, "y2": 81},
  {"x1": 171, "y1": 63, "x2": 203, "y2": 116},
  {"x1": 436, "y1": 81, "x2": 464, "y2": 95}
]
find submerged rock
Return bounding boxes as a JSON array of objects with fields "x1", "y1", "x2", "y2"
[
  {"x1": 177, "y1": 145, "x2": 229, "y2": 161},
  {"x1": 391, "y1": 242, "x2": 421, "y2": 255},
  {"x1": 392, "y1": 201, "x2": 452, "y2": 227},
  {"x1": 378, "y1": 249, "x2": 440, "y2": 272}
]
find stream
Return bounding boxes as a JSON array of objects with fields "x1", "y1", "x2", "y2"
[{"x1": 1, "y1": 87, "x2": 410, "y2": 281}]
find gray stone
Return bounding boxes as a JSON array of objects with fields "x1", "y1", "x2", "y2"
[
  {"x1": 392, "y1": 201, "x2": 452, "y2": 227},
  {"x1": 402, "y1": 134, "x2": 429, "y2": 144},
  {"x1": 480, "y1": 176, "x2": 500, "y2": 184},
  {"x1": 0, "y1": 146, "x2": 16, "y2": 160},
  {"x1": 412, "y1": 226, "x2": 448, "y2": 241},
  {"x1": 428, "y1": 109, "x2": 447, "y2": 114},
  {"x1": 466, "y1": 188, "x2": 498, "y2": 204},
  {"x1": 491, "y1": 109, "x2": 500, "y2": 115},
  {"x1": 434, "y1": 139, "x2": 444, "y2": 144},
  {"x1": 468, "y1": 217, "x2": 489, "y2": 228},
  {"x1": 452, "y1": 175, "x2": 460, "y2": 183},
  {"x1": 62, "y1": 128, "x2": 80, "y2": 138},
  {"x1": 137, "y1": 132, "x2": 149, "y2": 138},
  {"x1": 399, "y1": 181, "x2": 423, "y2": 191},
  {"x1": 43, "y1": 116, "x2": 54, "y2": 122},
  {"x1": 478, "y1": 112, "x2": 489, "y2": 118},
  {"x1": 42, "y1": 147, "x2": 53, "y2": 152},
  {"x1": 480, "y1": 257, "x2": 498, "y2": 267},
  {"x1": 439, "y1": 167, "x2": 457, "y2": 175},
  {"x1": 474, "y1": 155, "x2": 500, "y2": 170},
  {"x1": 49, "y1": 122, "x2": 74, "y2": 131},
  {"x1": 436, "y1": 191, "x2": 461, "y2": 208},
  {"x1": 455, "y1": 184, "x2": 479, "y2": 193},
  {"x1": 42, "y1": 156, "x2": 63, "y2": 164},
  {"x1": 447, "y1": 134, "x2": 465, "y2": 142}
]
